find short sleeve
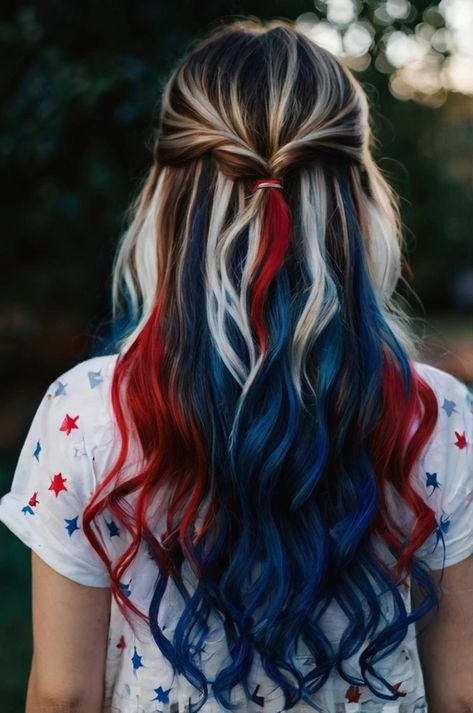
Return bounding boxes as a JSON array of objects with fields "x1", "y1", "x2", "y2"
[
  {"x1": 0, "y1": 368, "x2": 114, "y2": 587},
  {"x1": 413, "y1": 364, "x2": 473, "y2": 570}
]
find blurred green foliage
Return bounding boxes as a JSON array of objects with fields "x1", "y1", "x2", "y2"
[{"x1": 1, "y1": 1, "x2": 471, "y2": 321}]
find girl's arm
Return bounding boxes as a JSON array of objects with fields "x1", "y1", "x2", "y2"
[
  {"x1": 413, "y1": 553, "x2": 473, "y2": 713},
  {"x1": 25, "y1": 552, "x2": 111, "y2": 713}
]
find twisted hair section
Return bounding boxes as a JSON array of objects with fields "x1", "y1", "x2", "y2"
[{"x1": 83, "y1": 18, "x2": 441, "y2": 711}]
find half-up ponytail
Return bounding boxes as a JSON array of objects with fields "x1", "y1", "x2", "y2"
[{"x1": 83, "y1": 18, "x2": 440, "y2": 710}]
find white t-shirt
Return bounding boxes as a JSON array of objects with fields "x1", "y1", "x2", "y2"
[{"x1": 0, "y1": 353, "x2": 472, "y2": 713}]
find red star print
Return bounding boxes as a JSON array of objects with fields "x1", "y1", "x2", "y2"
[
  {"x1": 49, "y1": 472, "x2": 68, "y2": 497},
  {"x1": 116, "y1": 634, "x2": 126, "y2": 651},
  {"x1": 454, "y1": 431, "x2": 467, "y2": 449},
  {"x1": 345, "y1": 685, "x2": 361, "y2": 702},
  {"x1": 28, "y1": 491, "x2": 39, "y2": 507},
  {"x1": 393, "y1": 681, "x2": 407, "y2": 697},
  {"x1": 59, "y1": 413, "x2": 79, "y2": 436}
]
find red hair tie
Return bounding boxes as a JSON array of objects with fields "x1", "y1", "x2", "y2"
[{"x1": 252, "y1": 178, "x2": 283, "y2": 191}]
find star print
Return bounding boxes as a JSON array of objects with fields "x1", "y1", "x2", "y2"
[
  {"x1": 441, "y1": 398, "x2": 457, "y2": 416},
  {"x1": 189, "y1": 643, "x2": 206, "y2": 656},
  {"x1": 454, "y1": 431, "x2": 467, "y2": 449},
  {"x1": 131, "y1": 646, "x2": 144, "y2": 673},
  {"x1": 345, "y1": 685, "x2": 362, "y2": 703},
  {"x1": 28, "y1": 491, "x2": 39, "y2": 507},
  {"x1": 433, "y1": 512, "x2": 451, "y2": 551},
  {"x1": 105, "y1": 519, "x2": 120, "y2": 537},
  {"x1": 119, "y1": 580, "x2": 132, "y2": 597},
  {"x1": 152, "y1": 686, "x2": 172, "y2": 704},
  {"x1": 54, "y1": 381, "x2": 67, "y2": 397},
  {"x1": 33, "y1": 441, "x2": 41, "y2": 461},
  {"x1": 49, "y1": 472, "x2": 68, "y2": 497},
  {"x1": 74, "y1": 444, "x2": 88, "y2": 457},
  {"x1": 250, "y1": 684, "x2": 265, "y2": 707},
  {"x1": 65, "y1": 516, "x2": 80, "y2": 536},
  {"x1": 59, "y1": 413, "x2": 79, "y2": 436},
  {"x1": 116, "y1": 635, "x2": 126, "y2": 651},
  {"x1": 393, "y1": 681, "x2": 407, "y2": 697},
  {"x1": 88, "y1": 370, "x2": 103, "y2": 389},
  {"x1": 425, "y1": 472, "x2": 441, "y2": 492},
  {"x1": 22, "y1": 505, "x2": 35, "y2": 515},
  {"x1": 438, "y1": 513, "x2": 450, "y2": 534}
]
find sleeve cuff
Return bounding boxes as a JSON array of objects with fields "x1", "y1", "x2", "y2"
[{"x1": 0, "y1": 492, "x2": 112, "y2": 588}]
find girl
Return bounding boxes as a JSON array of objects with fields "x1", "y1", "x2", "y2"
[{"x1": 0, "y1": 17, "x2": 472, "y2": 713}]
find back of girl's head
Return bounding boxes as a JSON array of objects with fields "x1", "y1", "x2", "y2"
[
  {"x1": 113, "y1": 18, "x2": 406, "y2": 364},
  {"x1": 158, "y1": 18, "x2": 366, "y2": 176},
  {"x1": 86, "y1": 18, "x2": 441, "y2": 710}
]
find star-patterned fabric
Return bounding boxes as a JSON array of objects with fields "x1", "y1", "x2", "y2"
[{"x1": 0, "y1": 354, "x2": 471, "y2": 713}]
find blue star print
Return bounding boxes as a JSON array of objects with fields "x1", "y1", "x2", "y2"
[
  {"x1": 33, "y1": 440, "x2": 41, "y2": 461},
  {"x1": 88, "y1": 370, "x2": 103, "y2": 389},
  {"x1": 433, "y1": 512, "x2": 451, "y2": 552},
  {"x1": 131, "y1": 646, "x2": 144, "y2": 673},
  {"x1": 425, "y1": 472, "x2": 441, "y2": 493},
  {"x1": 54, "y1": 381, "x2": 67, "y2": 397},
  {"x1": 65, "y1": 516, "x2": 80, "y2": 536},
  {"x1": 22, "y1": 505, "x2": 35, "y2": 515},
  {"x1": 119, "y1": 580, "x2": 132, "y2": 597},
  {"x1": 441, "y1": 397, "x2": 457, "y2": 416},
  {"x1": 438, "y1": 513, "x2": 450, "y2": 534},
  {"x1": 152, "y1": 686, "x2": 172, "y2": 703},
  {"x1": 105, "y1": 519, "x2": 120, "y2": 537}
]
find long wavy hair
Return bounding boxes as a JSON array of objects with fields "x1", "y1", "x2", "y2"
[{"x1": 83, "y1": 18, "x2": 441, "y2": 710}]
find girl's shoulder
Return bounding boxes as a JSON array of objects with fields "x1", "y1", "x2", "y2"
[
  {"x1": 0, "y1": 352, "x2": 121, "y2": 587},
  {"x1": 47, "y1": 351, "x2": 120, "y2": 426},
  {"x1": 412, "y1": 359, "x2": 472, "y2": 443},
  {"x1": 413, "y1": 359, "x2": 472, "y2": 398}
]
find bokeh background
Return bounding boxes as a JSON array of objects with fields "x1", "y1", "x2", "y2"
[{"x1": 1, "y1": 0, "x2": 472, "y2": 709}]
